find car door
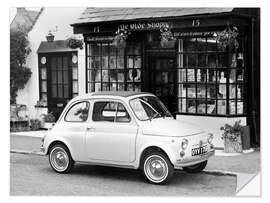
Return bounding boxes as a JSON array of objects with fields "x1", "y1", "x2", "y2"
[
  {"x1": 85, "y1": 99, "x2": 138, "y2": 163},
  {"x1": 59, "y1": 100, "x2": 90, "y2": 160}
]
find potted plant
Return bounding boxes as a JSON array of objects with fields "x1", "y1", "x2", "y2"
[
  {"x1": 214, "y1": 24, "x2": 239, "y2": 51},
  {"x1": 35, "y1": 99, "x2": 47, "y2": 107},
  {"x1": 67, "y1": 37, "x2": 84, "y2": 49},
  {"x1": 30, "y1": 119, "x2": 42, "y2": 131},
  {"x1": 42, "y1": 112, "x2": 56, "y2": 129},
  {"x1": 220, "y1": 120, "x2": 245, "y2": 153},
  {"x1": 160, "y1": 24, "x2": 176, "y2": 48},
  {"x1": 112, "y1": 28, "x2": 130, "y2": 48}
]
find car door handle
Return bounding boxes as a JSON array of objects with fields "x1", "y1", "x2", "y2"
[{"x1": 86, "y1": 127, "x2": 95, "y2": 131}]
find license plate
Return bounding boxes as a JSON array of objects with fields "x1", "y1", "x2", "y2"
[{"x1": 192, "y1": 146, "x2": 208, "y2": 156}]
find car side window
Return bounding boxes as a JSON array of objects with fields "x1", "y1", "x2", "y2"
[
  {"x1": 92, "y1": 101, "x2": 131, "y2": 123},
  {"x1": 65, "y1": 101, "x2": 90, "y2": 122}
]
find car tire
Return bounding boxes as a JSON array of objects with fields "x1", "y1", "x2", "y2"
[
  {"x1": 183, "y1": 160, "x2": 208, "y2": 173},
  {"x1": 49, "y1": 144, "x2": 74, "y2": 173},
  {"x1": 142, "y1": 151, "x2": 174, "y2": 184}
]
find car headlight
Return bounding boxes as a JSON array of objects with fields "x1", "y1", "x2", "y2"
[
  {"x1": 208, "y1": 133, "x2": 214, "y2": 144},
  {"x1": 181, "y1": 138, "x2": 189, "y2": 150}
]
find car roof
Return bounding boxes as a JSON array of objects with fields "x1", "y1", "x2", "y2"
[
  {"x1": 71, "y1": 91, "x2": 155, "y2": 102},
  {"x1": 91, "y1": 91, "x2": 152, "y2": 97}
]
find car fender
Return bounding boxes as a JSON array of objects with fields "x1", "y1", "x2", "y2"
[
  {"x1": 44, "y1": 135, "x2": 75, "y2": 160},
  {"x1": 136, "y1": 140, "x2": 177, "y2": 168}
]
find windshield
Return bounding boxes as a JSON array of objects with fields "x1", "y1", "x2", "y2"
[{"x1": 129, "y1": 96, "x2": 173, "y2": 121}]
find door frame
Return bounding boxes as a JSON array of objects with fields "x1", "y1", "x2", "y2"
[
  {"x1": 146, "y1": 52, "x2": 178, "y2": 115},
  {"x1": 38, "y1": 52, "x2": 76, "y2": 119}
]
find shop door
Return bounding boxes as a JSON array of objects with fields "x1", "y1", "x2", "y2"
[
  {"x1": 149, "y1": 56, "x2": 177, "y2": 115},
  {"x1": 47, "y1": 54, "x2": 72, "y2": 119}
]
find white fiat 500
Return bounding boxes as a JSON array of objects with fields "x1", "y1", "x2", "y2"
[{"x1": 41, "y1": 91, "x2": 214, "y2": 184}]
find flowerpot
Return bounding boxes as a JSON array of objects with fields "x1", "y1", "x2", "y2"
[{"x1": 224, "y1": 135, "x2": 243, "y2": 153}]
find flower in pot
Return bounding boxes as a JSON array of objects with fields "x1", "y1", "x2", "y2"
[
  {"x1": 112, "y1": 28, "x2": 130, "y2": 48},
  {"x1": 67, "y1": 37, "x2": 84, "y2": 49},
  {"x1": 215, "y1": 24, "x2": 239, "y2": 51},
  {"x1": 30, "y1": 118, "x2": 42, "y2": 131},
  {"x1": 220, "y1": 120, "x2": 244, "y2": 153},
  {"x1": 42, "y1": 112, "x2": 56, "y2": 130},
  {"x1": 160, "y1": 24, "x2": 176, "y2": 48}
]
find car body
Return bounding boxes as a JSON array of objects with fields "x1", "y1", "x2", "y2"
[{"x1": 41, "y1": 91, "x2": 215, "y2": 184}]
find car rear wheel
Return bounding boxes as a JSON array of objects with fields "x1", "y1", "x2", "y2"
[
  {"x1": 49, "y1": 144, "x2": 74, "y2": 173},
  {"x1": 183, "y1": 160, "x2": 207, "y2": 173},
  {"x1": 142, "y1": 151, "x2": 174, "y2": 184}
]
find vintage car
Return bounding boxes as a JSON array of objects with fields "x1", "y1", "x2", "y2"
[{"x1": 41, "y1": 91, "x2": 214, "y2": 184}]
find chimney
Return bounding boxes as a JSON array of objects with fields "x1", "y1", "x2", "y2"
[
  {"x1": 46, "y1": 31, "x2": 55, "y2": 42},
  {"x1": 17, "y1": 7, "x2": 26, "y2": 14}
]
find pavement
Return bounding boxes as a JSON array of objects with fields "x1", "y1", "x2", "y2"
[
  {"x1": 10, "y1": 153, "x2": 236, "y2": 196},
  {"x1": 10, "y1": 131, "x2": 261, "y2": 196}
]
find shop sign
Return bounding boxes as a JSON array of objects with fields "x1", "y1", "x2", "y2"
[
  {"x1": 174, "y1": 31, "x2": 215, "y2": 38},
  {"x1": 86, "y1": 36, "x2": 114, "y2": 42},
  {"x1": 119, "y1": 22, "x2": 170, "y2": 31}
]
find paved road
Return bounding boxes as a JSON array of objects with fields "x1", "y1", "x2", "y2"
[
  {"x1": 10, "y1": 134, "x2": 42, "y2": 153},
  {"x1": 10, "y1": 153, "x2": 236, "y2": 196}
]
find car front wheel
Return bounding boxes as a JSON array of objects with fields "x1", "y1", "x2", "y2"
[
  {"x1": 183, "y1": 160, "x2": 207, "y2": 173},
  {"x1": 49, "y1": 144, "x2": 74, "y2": 173},
  {"x1": 142, "y1": 151, "x2": 174, "y2": 184}
]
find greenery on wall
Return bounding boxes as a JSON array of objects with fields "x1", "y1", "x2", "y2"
[{"x1": 10, "y1": 28, "x2": 32, "y2": 104}]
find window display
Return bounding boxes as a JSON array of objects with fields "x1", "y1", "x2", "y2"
[
  {"x1": 177, "y1": 36, "x2": 246, "y2": 116},
  {"x1": 86, "y1": 42, "x2": 142, "y2": 92}
]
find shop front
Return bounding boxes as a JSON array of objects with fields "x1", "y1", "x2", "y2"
[{"x1": 72, "y1": 8, "x2": 260, "y2": 148}]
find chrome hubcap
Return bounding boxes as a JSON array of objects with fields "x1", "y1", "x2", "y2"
[
  {"x1": 144, "y1": 155, "x2": 168, "y2": 183},
  {"x1": 50, "y1": 147, "x2": 69, "y2": 172}
]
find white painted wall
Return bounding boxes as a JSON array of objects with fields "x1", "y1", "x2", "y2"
[
  {"x1": 176, "y1": 115, "x2": 246, "y2": 148},
  {"x1": 16, "y1": 7, "x2": 86, "y2": 119}
]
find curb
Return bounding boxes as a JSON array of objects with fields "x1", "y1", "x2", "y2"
[
  {"x1": 176, "y1": 168, "x2": 237, "y2": 177},
  {"x1": 214, "y1": 148, "x2": 256, "y2": 157},
  {"x1": 202, "y1": 170, "x2": 237, "y2": 177},
  {"x1": 10, "y1": 149, "x2": 45, "y2": 156},
  {"x1": 10, "y1": 131, "x2": 47, "y2": 138}
]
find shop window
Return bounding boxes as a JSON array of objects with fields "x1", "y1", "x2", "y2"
[
  {"x1": 86, "y1": 42, "x2": 142, "y2": 92},
  {"x1": 177, "y1": 37, "x2": 246, "y2": 116}
]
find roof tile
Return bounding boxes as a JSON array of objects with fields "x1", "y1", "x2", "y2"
[{"x1": 73, "y1": 7, "x2": 234, "y2": 25}]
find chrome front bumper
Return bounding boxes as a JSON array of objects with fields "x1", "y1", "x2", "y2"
[{"x1": 174, "y1": 149, "x2": 215, "y2": 169}]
